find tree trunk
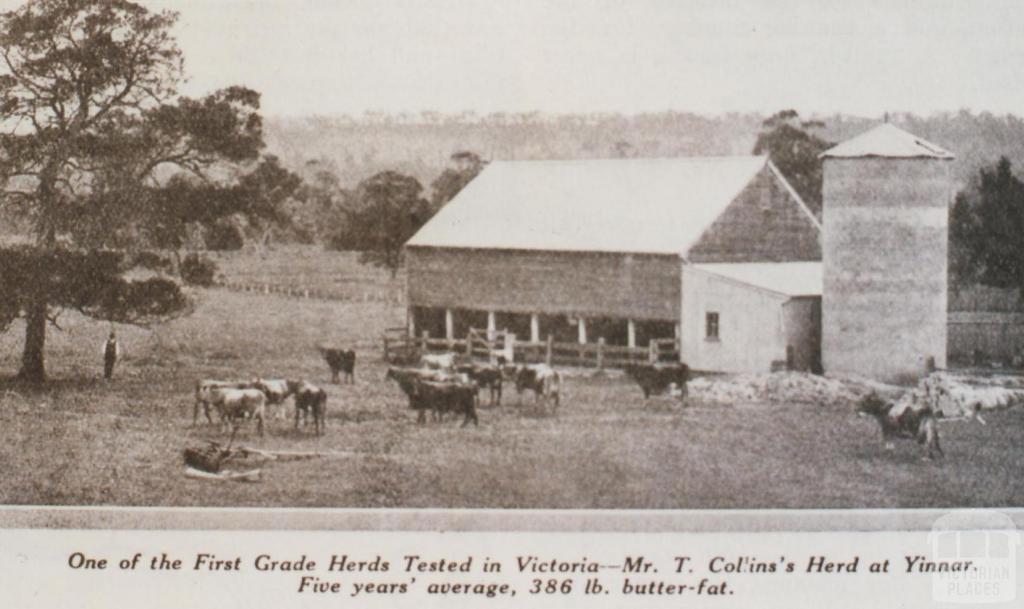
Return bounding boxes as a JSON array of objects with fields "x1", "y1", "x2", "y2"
[{"x1": 18, "y1": 296, "x2": 47, "y2": 382}]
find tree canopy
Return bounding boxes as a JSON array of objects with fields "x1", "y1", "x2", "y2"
[
  {"x1": 950, "y1": 157, "x2": 1024, "y2": 292},
  {"x1": 752, "y1": 110, "x2": 832, "y2": 217},
  {"x1": 330, "y1": 170, "x2": 433, "y2": 278},
  {"x1": 429, "y1": 151, "x2": 485, "y2": 209},
  {"x1": 0, "y1": 0, "x2": 268, "y2": 381}
]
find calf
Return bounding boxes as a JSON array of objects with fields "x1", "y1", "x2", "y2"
[
  {"x1": 210, "y1": 387, "x2": 267, "y2": 437},
  {"x1": 456, "y1": 363, "x2": 503, "y2": 406},
  {"x1": 194, "y1": 379, "x2": 253, "y2": 425},
  {"x1": 515, "y1": 364, "x2": 561, "y2": 410},
  {"x1": 319, "y1": 346, "x2": 356, "y2": 384},
  {"x1": 857, "y1": 393, "x2": 943, "y2": 459},
  {"x1": 623, "y1": 363, "x2": 690, "y2": 400},
  {"x1": 293, "y1": 381, "x2": 328, "y2": 435}
]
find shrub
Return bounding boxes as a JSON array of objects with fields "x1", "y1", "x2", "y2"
[{"x1": 180, "y1": 254, "x2": 218, "y2": 287}]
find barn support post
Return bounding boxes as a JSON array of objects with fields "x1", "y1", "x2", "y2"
[
  {"x1": 597, "y1": 337, "x2": 605, "y2": 370},
  {"x1": 504, "y1": 333, "x2": 515, "y2": 363},
  {"x1": 578, "y1": 318, "x2": 587, "y2": 344},
  {"x1": 407, "y1": 310, "x2": 416, "y2": 338},
  {"x1": 530, "y1": 314, "x2": 540, "y2": 343},
  {"x1": 627, "y1": 319, "x2": 636, "y2": 349},
  {"x1": 649, "y1": 340, "x2": 658, "y2": 363},
  {"x1": 421, "y1": 330, "x2": 429, "y2": 353},
  {"x1": 486, "y1": 311, "x2": 496, "y2": 341},
  {"x1": 546, "y1": 334, "x2": 553, "y2": 365},
  {"x1": 445, "y1": 309, "x2": 454, "y2": 346}
]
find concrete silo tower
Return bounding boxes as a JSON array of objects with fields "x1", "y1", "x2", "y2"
[{"x1": 820, "y1": 124, "x2": 955, "y2": 383}]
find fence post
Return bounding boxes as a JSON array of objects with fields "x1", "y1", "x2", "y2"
[
  {"x1": 465, "y1": 331, "x2": 473, "y2": 358},
  {"x1": 649, "y1": 340, "x2": 657, "y2": 363},
  {"x1": 597, "y1": 337, "x2": 605, "y2": 370},
  {"x1": 383, "y1": 337, "x2": 390, "y2": 362},
  {"x1": 546, "y1": 334, "x2": 553, "y2": 366},
  {"x1": 421, "y1": 330, "x2": 429, "y2": 354}
]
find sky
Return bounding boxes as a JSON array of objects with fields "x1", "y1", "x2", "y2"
[{"x1": 12, "y1": 0, "x2": 1024, "y2": 118}]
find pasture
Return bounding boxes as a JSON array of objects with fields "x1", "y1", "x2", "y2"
[{"x1": 1, "y1": 251, "x2": 1024, "y2": 508}]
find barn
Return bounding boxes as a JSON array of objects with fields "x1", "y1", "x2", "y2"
[{"x1": 404, "y1": 155, "x2": 824, "y2": 373}]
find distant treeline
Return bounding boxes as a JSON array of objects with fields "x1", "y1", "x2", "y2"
[{"x1": 264, "y1": 110, "x2": 1024, "y2": 190}]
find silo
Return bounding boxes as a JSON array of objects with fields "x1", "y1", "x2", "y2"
[{"x1": 821, "y1": 124, "x2": 955, "y2": 383}]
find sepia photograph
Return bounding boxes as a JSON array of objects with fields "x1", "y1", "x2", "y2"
[{"x1": 0, "y1": 0, "x2": 1023, "y2": 515}]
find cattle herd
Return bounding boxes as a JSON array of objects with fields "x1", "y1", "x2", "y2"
[{"x1": 191, "y1": 345, "x2": 689, "y2": 438}]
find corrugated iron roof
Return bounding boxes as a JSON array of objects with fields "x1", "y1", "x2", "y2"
[
  {"x1": 690, "y1": 262, "x2": 822, "y2": 297},
  {"x1": 406, "y1": 156, "x2": 769, "y2": 255},
  {"x1": 821, "y1": 123, "x2": 954, "y2": 159}
]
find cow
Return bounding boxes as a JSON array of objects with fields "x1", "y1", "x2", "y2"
[
  {"x1": 253, "y1": 378, "x2": 298, "y2": 420},
  {"x1": 387, "y1": 367, "x2": 435, "y2": 423},
  {"x1": 293, "y1": 381, "x2": 328, "y2": 435},
  {"x1": 415, "y1": 379, "x2": 479, "y2": 427},
  {"x1": 422, "y1": 352, "x2": 458, "y2": 370},
  {"x1": 857, "y1": 393, "x2": 943, "y2": 460},
  {"x1": 456, "y1": 363, "x2": 503, "y2": 406},
  {"x1": 193, "y1": 379, "x2": 253, "y2": 425},
  {"x1": 514, "y1": 364, "x2": 561, "y2": 410},
  {"x1": 623, "y1": 363, "x2": 690, "y2": 401},
  {"x1": 210, "y1": 387, "x2": 267, "y2": 437},
  {"x1": 319, "y1": 346, "x2": 356, "y2": 384}
]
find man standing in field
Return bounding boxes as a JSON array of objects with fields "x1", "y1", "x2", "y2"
[{"x1": 102, "y1": 331, "x2": 121, "y2": 381}]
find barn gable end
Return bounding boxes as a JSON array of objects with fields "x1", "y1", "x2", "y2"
[{"x1": 686, "y1": 163, "x2": 821, "y2": 263}]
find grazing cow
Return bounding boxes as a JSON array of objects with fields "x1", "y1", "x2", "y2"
[
  {"x1": 514, "y1": 364, "x2": 561, "y2": 409},
  {"x1": 416, "y1": 379, "x2": 479, "y2": 427},
  {"x1": 319, "y1": 346, "x2": 356, "y2": 384},
  {"x1": 193, "y1": 379, "x2": 253, "y2": 425},
  {"x1": 623, "y1": 363, "x2": 690, "y2": 400},
  {"x1": 457, "y1": 363, "x2": 503, "y2": 406},
  {"x1": 253, "y1": 378, "x2": 297, "y2": 420},
  {"x1": 857, "y1": 393, "x2": 943, "y2": 460},
  {"x1": 210, "y1": 387, "x2": 267, "y2": 437},
  {"x1": 293, "y1": 381, "x2": 328, "y2": 435}
]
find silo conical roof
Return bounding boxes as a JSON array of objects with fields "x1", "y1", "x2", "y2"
[{"x1": 821, "y1": 123, "x2": 954, "y2": 159}]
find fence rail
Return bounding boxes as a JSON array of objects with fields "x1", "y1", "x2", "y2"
[
  {"x1": 217, "y1": 280, "x2": 403, "y2": 305},
  {"x1": 382, "y1": 326, "x2": 680, "y2": 369}
]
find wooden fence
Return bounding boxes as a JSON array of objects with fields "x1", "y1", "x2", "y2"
[
  {"x1": 382, "y1": 327, "x2": 680, "y2": 369},
  {"x1": 948, "y1": 312, "x2": 1024, "y2": 365},
  {"x1": 217, "y1": 280, "x2": 403, "y2": 305}
]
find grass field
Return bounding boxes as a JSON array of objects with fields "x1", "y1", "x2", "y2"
[{"x1": 1, "y1": 251, "x2": 1024, "y2": 508}]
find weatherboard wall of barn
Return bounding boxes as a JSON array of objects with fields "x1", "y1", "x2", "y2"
[
  {"x1": 687, "y1": 163, "x2": 821, "y2": 263},
  {"x1": 406, "y1": 247, "x2": 681, "y2": 321}
]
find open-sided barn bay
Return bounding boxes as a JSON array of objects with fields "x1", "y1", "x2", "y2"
[{"x1": 1, "y1": 250, "x2": 1023, "y2": 508}]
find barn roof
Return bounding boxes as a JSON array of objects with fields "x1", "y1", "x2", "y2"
[
  {"x1": 406, "y1": 156, "x2": 772, "y2": 255},
  {"x1": 691, "y1": 262, "x2": 822, "y2": 297},
  {"x1": 821, "y1": 123, "x2": 954, "y2": 160}
]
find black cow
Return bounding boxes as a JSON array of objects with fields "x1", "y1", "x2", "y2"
[
  {"x1": 623, "y1": 363, "x2": 690, "y2": 400},
  {"x1": 456, "y1": 363, "x2": 503, "y2": 406},
  {"x1": 386, "y1": 367, "x2": 435, "y2": 423},
  {"x1": 416, "y1": 379, "x2": 479, "y2": 427},
  {"x1": 857, "y1": 393, "x2": 943, "y2": 459},
  {"x1": 294, "y1": 381, "x2": 328, "y2": 435},
  {"x1": 319, "y1": 346, "x2": 356, "y2": 384}
]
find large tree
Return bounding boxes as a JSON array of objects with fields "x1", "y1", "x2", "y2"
[
  {"x1": 951, "y1": 157, "x2": 1024, "y2": 292},
  {"x1": 429, "y1": 151, "x2": 485, "y2": 209},
  {"x1": 0, "y1": 0, "x2": 265, "y2": 381},
  {"x1": 752, "y1": 110, "x2": 832, "y2": 217},
  {"x1": 330, "y1": 170, "x2": 432, "y2": 278}
]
